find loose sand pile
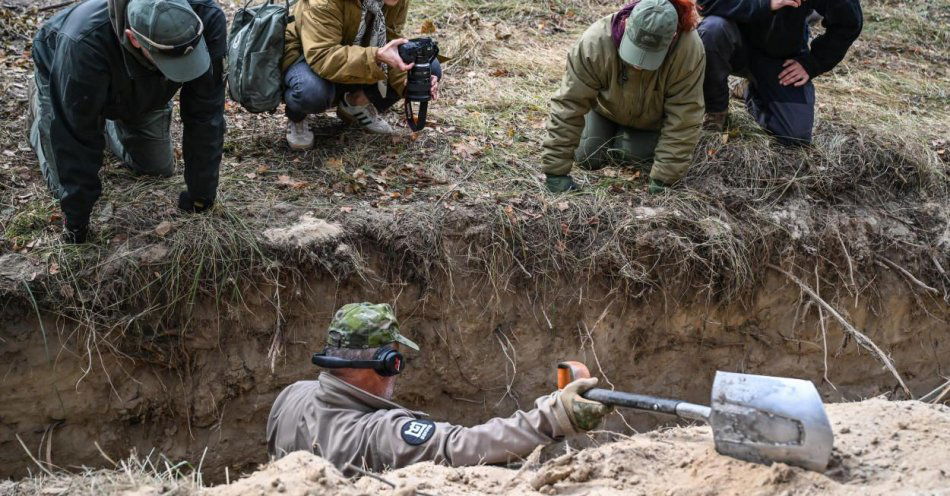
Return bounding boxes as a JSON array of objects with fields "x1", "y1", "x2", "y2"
[
  {"x1": 205, "y1": 398, "x2": 950, "y2": 496},
  {"x1": 3, "y1": 398, "x2": 948, "y2": 495}
]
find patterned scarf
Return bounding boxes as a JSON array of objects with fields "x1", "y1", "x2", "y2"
[
  {"x1": 354, "y1": 0, "x2": 387, "y2": 49},
  {"x1": 354, "y1": 0, "x2": 389, "y2": 96}
]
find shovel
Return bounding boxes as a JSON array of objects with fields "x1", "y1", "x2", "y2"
[{"x1": 557, "y1": 361, "x2": 834, "y2": 472}]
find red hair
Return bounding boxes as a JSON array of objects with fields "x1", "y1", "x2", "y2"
[{"x1": 670, "y1": 0, "x2": 700, "y2": 32}]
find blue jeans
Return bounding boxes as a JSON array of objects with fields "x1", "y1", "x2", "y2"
[
  {"x1": 283, "y1": 59, "x2": 443, "y2": 123},
  {"x1": 698, "y1": 16, "x2": 815, "y2": 145}
]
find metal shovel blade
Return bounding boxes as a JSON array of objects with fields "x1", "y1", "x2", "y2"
[{"x1": 709, "y1": 371, "x2": 834, "y2": 472}]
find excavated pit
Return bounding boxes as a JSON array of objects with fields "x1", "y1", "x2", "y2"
[{"x1": 1, "y1": 263, "x2": 946, "y2": 483}]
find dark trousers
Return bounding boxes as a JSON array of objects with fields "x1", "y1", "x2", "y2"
[
  {"x1": 698, "y1": 16, "x2": 815, "y2": 144},
  {"x1": 575, "y1": 110, "x2": 660, "y2": 171},
  {"x1": 29, "y1": 75, "x2": 173, "y2": 200},
  {"x1": 283, "y1": 59, "x2": 443, "y2": 123}
]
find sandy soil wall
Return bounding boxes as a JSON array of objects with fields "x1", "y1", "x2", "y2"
[{"x1": 0, "y1": 270, "x2": 946, "y2": 481}]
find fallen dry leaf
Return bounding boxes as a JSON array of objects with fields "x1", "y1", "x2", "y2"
[
  {"x1": 452, "y1": 142, "x2": 481, "y2": 160},
  {"x1": 154, "y1": 221, "x2": 173, "y2": 237},
  {"x1": 277, "y1": 174, "x2": 310, "y2": 190},
  {"x1": 326, "y1": 157, "x2": 345, "y2": 170},
  {"x1": 420, "y1": 19, "x2": 437, "y2": 34}
]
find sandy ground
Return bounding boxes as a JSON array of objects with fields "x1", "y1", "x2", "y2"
[{"x1": 203, "y1": 398, "x2": 950, "y2": 496}]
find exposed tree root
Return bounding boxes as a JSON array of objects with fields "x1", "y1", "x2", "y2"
[{"x1": 769, "y1": 264, "x2": 912, "y2": 397}]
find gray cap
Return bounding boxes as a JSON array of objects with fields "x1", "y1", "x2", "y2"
[
  {"x1": 127, "y1": 0, "x2": 210, "y2": 83},
  {"x1": 619, "y1": 0, "x2": 678, "y2": 71}
]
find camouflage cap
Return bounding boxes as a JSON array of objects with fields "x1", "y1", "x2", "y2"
[{"x1": 326, "y1": 302, "x2": 420, "y2": 351}]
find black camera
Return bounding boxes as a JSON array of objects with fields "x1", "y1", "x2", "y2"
[{"x1": 398, "y1": 37, "x2": 439, "y2": 130}]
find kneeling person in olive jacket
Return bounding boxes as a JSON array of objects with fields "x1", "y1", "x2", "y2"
[
  {"x1": 542, "y1": 0, "x2": 705, "y2": 194},
  {"x1": 267, "y1": 302, "x2": 610, "y2": 475},
  {"x1": 29, "y1": 0, "x2": 226, "y2": 243}
]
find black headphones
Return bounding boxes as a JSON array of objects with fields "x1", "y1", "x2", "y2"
[{"x1": 311, "y1": 345, "x2": 405, "y2": 377}]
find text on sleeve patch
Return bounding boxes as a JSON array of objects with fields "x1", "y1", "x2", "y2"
[{"x1": 400, "y1": 419, "x2": 436, "y2": 445}]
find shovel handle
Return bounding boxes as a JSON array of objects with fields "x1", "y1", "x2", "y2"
[
  {"x1": 583, "y1": 389, "x2": 711, "y2": 422},
  {"x1": 556, "y1": 361, "x2": 710, "y2": 421},
  {"x1": 557, "y1": 361, "x2": 591, "y2": 389},
  {"x1": 581, "y1": 388, "x2": 681, "y2": 415}
]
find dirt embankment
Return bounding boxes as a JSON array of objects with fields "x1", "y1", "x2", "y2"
[
  {"x1": 1, "y1": 242, "x2": 947, "y2": 483},
  {"x1": 5, "y1": 398, "x2": 948, "y2": 495}
]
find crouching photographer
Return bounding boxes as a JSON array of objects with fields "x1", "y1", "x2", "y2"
[{"x1": 281, "y1": 0, "x2": 443, "y2": 150}]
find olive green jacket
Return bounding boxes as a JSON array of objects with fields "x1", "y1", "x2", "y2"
[
  {"x1": 541, "y1": 16, "x2": 706, "y2": 184},
  {"x1": 282, "y1": 0, "x2": 409, "y2": 93}
]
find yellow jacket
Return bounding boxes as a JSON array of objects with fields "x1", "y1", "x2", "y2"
[{"x1": 282, "y1": 0, "x2": 409, "y2": 93}]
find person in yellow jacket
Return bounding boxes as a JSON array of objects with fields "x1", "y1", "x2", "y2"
[
  {"x1": 281, "y1": 0, "x2": 443, "y2": 149},
  {"x1": 541, "y1": 0, "x2": 705, "y2": 193}
]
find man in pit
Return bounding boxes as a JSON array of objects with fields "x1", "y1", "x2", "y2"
[{"x1": 266, "y1": 302, "x2": 610, "y2": 474}]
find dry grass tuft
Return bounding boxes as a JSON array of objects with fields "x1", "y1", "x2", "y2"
[{"x1": 1, "y1": 450, "x2": 203, "y2": 496}]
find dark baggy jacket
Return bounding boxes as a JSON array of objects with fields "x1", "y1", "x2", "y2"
[
  {"x1": 696, "y1": 0, "x2": 863, "y2": 77},
  {"x1": 31, "y1": 0, "x2": 227, "y2": 229}
]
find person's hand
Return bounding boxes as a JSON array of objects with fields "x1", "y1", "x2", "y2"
[
  {"x1": 771, "y1": 0, "x2": 802, "y2": 10},
  {"x1": 430, "y1": 75, "x2": 440, "y2": 100},
  {"x1": 178, "y1": 191, "x2": 214, "y2": 213},
  {"x1": 560, "y1": 377, "x2": 612, "y2": 431},
  {"x1": 63, "y1": 222, "x2": 89, "y2": 244},
  {"x1": 648, "y1": 177, "x2": 668, "y2": 194},
  {"x1": 375, "y1": 38, "x2": 414, "y2": 72},
  {"x1": 545, "y1": 174, "x2": 581, "y2": 193},
  {"x1": 779, "y1": 59, "x2": 810, "y2": 87}
]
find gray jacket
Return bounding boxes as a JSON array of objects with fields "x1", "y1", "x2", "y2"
[{"x1": 266, "y1": 373, "x2": 578, "y2": 475}]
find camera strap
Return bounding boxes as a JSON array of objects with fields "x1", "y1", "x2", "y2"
[{"x1": 404, "y1": 100, "x2": 428, "y2": 132}]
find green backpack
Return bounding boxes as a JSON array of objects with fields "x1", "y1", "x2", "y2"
[{"x1": 227, "y1": 0, "x2": 294, "y2": 113}]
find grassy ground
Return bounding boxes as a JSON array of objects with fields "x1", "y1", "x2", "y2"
[{"x1": 0, "y1": 0, "x2": 947, "y2": 334}]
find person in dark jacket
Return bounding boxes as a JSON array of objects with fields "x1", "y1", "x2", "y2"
[
  {"x1": 697, "y1": 0, "x2": 862, "y2": 144},
  {"x1": 28, "y1": 0, "x2": 226, "y2": 243}
]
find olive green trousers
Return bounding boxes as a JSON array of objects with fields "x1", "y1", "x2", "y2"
[{"x1": 574, "y1": 110, "x2": 660, "y2": 171}]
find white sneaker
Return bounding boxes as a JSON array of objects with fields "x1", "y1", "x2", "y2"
[
  {"x1": 286, "y1": 119, "x2": 314, "y2": 150},
  {"x1": 338, "y1": 94, "x2": 394, "y2": 134}
]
